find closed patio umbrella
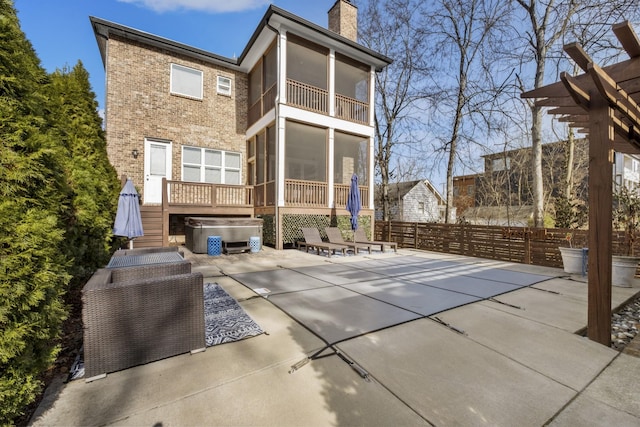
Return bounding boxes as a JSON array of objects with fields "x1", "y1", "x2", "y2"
[
  {"x1": 113, "y1": 179, "x2": 144, "y2": 249},
  {"x1": 346, "y1": 174, "x2": 361, "y2": 235}
]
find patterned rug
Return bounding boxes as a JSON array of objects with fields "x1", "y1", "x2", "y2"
[{"x1": 204, "y1": 282, "x2": 264, "y2": 346}]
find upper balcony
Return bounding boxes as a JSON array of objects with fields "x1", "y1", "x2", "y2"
[
  {"x1": 285, "y1": 79, "x2": 369, "y2": 125},
  {"x1": 248, "y1": 36, "x2": 371, "y2": 127}
]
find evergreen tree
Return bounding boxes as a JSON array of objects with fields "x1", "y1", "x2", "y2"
[
  {"x1": 0, "y1": 0, "x2": 69, "y2": 422},
  {"x1": 47, "y1": 62, "x2": 120, "y2": 282}
]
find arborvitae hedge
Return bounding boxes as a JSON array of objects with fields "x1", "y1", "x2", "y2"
[
  {"x1": 0, "y1": 1, "x2": 120, "y2": 422},
  {"x1": 48, "y1": 63, "x2": 120, "y2": 282}
]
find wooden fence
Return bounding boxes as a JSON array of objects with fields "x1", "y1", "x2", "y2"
[{"x1": 374, "y1": 221, "x2": 637, "y2": 269}]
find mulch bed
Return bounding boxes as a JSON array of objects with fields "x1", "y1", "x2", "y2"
[{"x1": 15, "y1": 285, "x2": 84, "y2": 426}]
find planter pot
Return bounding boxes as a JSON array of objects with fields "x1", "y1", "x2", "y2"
[
  {"x1": 612, "y1": 255, "x2": 640, "y2": 287},
  {"x1": 559, "y1": 247, "x2": 588, "y2": 274}
]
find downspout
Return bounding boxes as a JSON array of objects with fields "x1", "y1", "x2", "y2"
[{"x1": 266, "y1": 22, "x2": 281, "y2": 248}]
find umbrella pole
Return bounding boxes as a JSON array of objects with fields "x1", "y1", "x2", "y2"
[{"x1": 129, "y1": 239, "x2": 134, "y2": 250}]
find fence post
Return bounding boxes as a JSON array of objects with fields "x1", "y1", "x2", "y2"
[
  {"x1": 524, "y1": 229, "x2": 531, "y2": 264},
  {"x1": 414, "y1": 222, "x2": 418, "y2": 249},
  {"x1": 387, "y1": 220, "x2": 391, "y2": 242}
]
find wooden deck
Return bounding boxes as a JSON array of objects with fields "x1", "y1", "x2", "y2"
[{"x1": 135, "y1": 178, "x2": 372, "y2": 248}]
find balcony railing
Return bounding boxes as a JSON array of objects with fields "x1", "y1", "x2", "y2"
[
  {"x1": 163, "y1": 179, "x2": 371, "y2": 210},
  {"x1": 334, "y1": 183, "x2": 370, "y2": 209},
  {"x1": 248, "y1": 83, "x2": 278, "y2": 127},
  {"x1": 165, "y1": 180, "x2": 253, "y2": 207},
  {"x1": 248, "y1": 99, "x2": 261, "y2": 127},
  {"x1": 264, "y1": 83, "x2": 277, "y2": 114},
  {"x1": 335, "y1": 94, "x2": 369, "y2": 125},
  {"x1": 254, "y1": 181, "x2": 276, "y2": 207},
  {"x1": 284, "y1": 179, "x2": 327, "y2": 207},
  {"x1": 286, "y1": 79, "x2": 328, "y2": 115}
]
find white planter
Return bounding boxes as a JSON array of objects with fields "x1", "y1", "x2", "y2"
[
  {"x1": 612, "y1": 255, "x2": 640, "y2": 287},
  {"x1": 559, "y1": 247, "x2": 587, "y2": 274}
]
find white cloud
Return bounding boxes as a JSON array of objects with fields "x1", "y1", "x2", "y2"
[{"x1": 117, "y1": 0, "x2": 270, "y2": 13}]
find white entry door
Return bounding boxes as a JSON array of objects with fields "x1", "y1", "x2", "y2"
[{"x1": 144, "y1": 139, "x2": 172, "y2": 204}]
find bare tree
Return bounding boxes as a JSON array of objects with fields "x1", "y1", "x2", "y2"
[
  {"x1": 425, "y1": 0, "x2": 512, "y2": 223},
  {"x1": 514, "y1": 0, "x2": 638, "y2": 227},
  {"x1": 357, "y1": 0, "x2": 428, "y2": 221}
]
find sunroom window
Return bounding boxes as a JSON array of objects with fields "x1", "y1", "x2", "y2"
[
  {"x1": 335, "y1": 54, "x2": 369, "y2": 102},
  {"x1": 182, "y1": 146, "x2": 240, "y2": 184},
  {"x1": 285, "y1": 121, "x2": 326, "y2": 182},
  {"x1": 287, "y1": 36, "x2": 328, "y2": 89},
  {"x1": 170, "y1": 64, "x2": 203, "y2": 99},
  {"x1": 334, "y1": 131, "x2": 368, "y2": 185}
]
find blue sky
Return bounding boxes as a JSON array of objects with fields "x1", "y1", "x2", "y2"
[{"x1": 15, "y1": 0, "x2": 333, "y2": 111}]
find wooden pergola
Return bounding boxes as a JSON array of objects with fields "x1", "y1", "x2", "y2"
[{"x1": 522, "y1": 21, "x2": 640, "y2": 346}]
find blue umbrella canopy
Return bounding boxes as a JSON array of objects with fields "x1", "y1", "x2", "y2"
[
  {"x1": 346, "y1": 174, "x2": 361, "y2": 231},
  {"x1": 113, "y1": 179, "x2": 144, "y2": 239}
]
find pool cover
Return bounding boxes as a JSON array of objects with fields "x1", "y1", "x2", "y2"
[{"x1": 230, "y1": 255, "x2": 555, "y2": 345}]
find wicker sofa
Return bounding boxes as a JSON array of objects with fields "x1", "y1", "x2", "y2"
[
  {"x1": 111, "y1": 246, "x2": 184, "y2": 257},
  {"x1": 82, "y1": 261, "x2": 205, "y2": 381}
]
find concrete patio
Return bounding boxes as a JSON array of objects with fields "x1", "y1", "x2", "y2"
[{"x1": 30, "y1": 247, "x2": 640, "y2": 426}]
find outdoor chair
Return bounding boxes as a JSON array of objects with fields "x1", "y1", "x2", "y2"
[
  {"x1": 298, "y1": 227, "x2": 349, "y2": 257},
  {"x1": 82, "y1": 262, "x2": 205, "y2": 381},
  {"x1": 325, "y1": 227, "x2": 372, "y2": 254},
  {"x1": 354, "y1": 228, "x2": 398, "y2": 252}
]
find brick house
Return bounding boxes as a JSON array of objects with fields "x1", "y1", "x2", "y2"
[
  {"x1": 452, "y1": 174, "x2": 479, "y2": 217},
  {"x1": 91, "y1": 1, "x2": 391, "y2": 249},
  {"x1": 375, "y1": 180, "x2": 447, "y2": 223}
]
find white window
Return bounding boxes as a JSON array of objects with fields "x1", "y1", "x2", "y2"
[
  {"x1": 492, "y1": 157, "x2": 511, "y2": 172},
  {"x1": 170, "y1": 64, "x2": 203, "y2": 99},
  {"x1": 182, "y1": 146, "x2": 241, "y2": 184},
  {"x1": 217, "y1": 75, "x2": 232, "y2": 96}
]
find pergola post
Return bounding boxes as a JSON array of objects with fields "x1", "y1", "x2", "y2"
[
  {"x1": 587, "y1": 94, "x2": 614, "y2": 345},
  {"x1": 521, "y1": 21, "x2": 640, "y2": 347}
]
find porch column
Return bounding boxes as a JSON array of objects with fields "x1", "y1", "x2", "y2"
[
  {"x1": 587, "y1": 93, "x2": 614, "y2": 346},
  {"x1": 278, "y1": 31, "x2": 287, "y2": 104},
  {"x1": 369, "y1": 67, "x2": 375, "y2": 127},
  {"x1": 277, "y1": 117, "x2": 286, "y2": 207},
  {"x1": 329, "y1": 50, "x2": 336, "y2": 117},
  {"x1": 328, "y1": 128, "x2": 335, "y2": 207},
  {"x1": 369, "y1": 135, "x2": 375, "y2": 209}
]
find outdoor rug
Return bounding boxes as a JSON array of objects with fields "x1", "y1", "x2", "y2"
[{"x1": 204, "y1": 282, "x2": 264, "y2": 346}]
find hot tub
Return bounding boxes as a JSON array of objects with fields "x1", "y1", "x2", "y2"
[{"x1": 184, "y1": 217, "x2": 263, "y2": 254}]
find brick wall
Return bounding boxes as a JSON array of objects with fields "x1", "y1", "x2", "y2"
[{"x1": 105, "y1": 35, "x2": 248, "y2": 201}]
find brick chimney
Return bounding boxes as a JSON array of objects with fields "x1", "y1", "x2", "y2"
[{"x1": 328, "y1": 0, "x2": 357, "y2": 42}]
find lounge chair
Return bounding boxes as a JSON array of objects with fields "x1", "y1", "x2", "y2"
[
  {"x1": 298, "y1": 227, "x2": 349, "y2": 257},
  {"x1": 354, "y1": 228, "x2": 398, "y2": 252},
  {"x1": 82, "y1": 262, "x2": 205, "y2": 381},
  {"x1": 325, "y1": 227, "x2": 371, "y2": 254}
]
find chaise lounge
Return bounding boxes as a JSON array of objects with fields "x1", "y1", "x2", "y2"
[
  {"x1": 325, "y1": 227, "x2": 372, "y2": 254},
  {"x1": 298, "y1": 227, "x2": 350, "y2": 257},
  {"x1": 354, "y1": 228, "x2": 398, "y2": 252}
]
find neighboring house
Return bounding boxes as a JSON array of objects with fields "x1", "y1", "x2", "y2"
[
  {"x1": 375, "y1": 180, "x2": 448, "y2": 223},
  {"x1": 453, "y1": 139, "x2": 590, "y2": 225},
  {"x1": 454, "y1": 139, "x2": 640, "y2": 225},
  {"x1": 452, "y1": 174, "x2": 480, "y2": 217},
  {"x1": 614, "y1": 152, "x2": 640, "y2": 191},
  {"x1": 91, "y1": 0, "x2": 391, "y2": 248}
]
